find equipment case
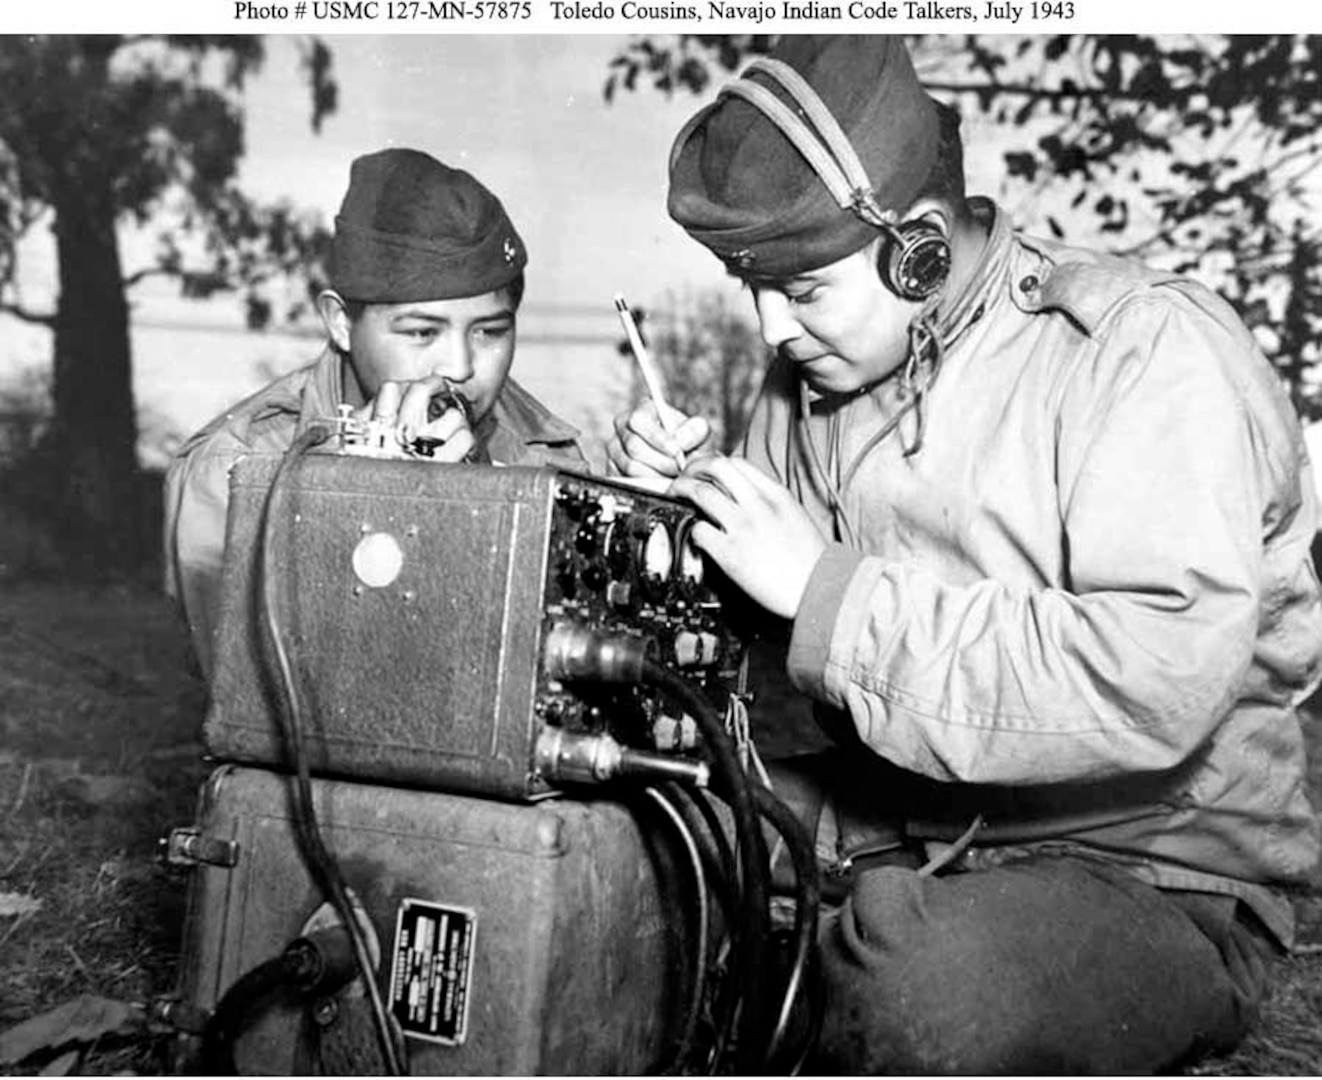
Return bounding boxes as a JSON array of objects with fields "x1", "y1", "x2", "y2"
[{"x1": 172, "y1": 765, "x2": 686, "y2": 1075}]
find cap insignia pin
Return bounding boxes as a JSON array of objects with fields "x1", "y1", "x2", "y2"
[{"x1": 727, "y1": 248, "x2": 755, "y2": 272}]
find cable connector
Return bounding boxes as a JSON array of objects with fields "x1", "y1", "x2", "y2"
[
  {"x1": 542, "y1": 624, "x2": 653, "y2": 684},
  {"x1": 536, "y1": 728, "x2": 709, "y2": 788},
  {"x1": 283, "y1": 926, "x2": 360, "y2": 997}
]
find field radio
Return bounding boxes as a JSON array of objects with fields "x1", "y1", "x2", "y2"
[
  {"x1": 204, "y1": 449, "x2": 753, "y2": 798},
  {"x1": 168, "y1": 438, "x2": 817, "y2": 1077}
]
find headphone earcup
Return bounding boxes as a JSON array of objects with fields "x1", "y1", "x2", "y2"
[{"x1": 878, "y1": 221, "x2": 952, "y2": 301}]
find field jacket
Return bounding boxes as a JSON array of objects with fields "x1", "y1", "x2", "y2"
[
  {"x1": 744, "y1": 202, "x2": 1322, "y2": 944},
  {"x1": 163, "y1": 345, "x2": 584, "y2": 680}
]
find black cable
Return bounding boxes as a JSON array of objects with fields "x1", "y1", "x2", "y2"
[
  {"x1": 663, "y1": 782, "x2": 739, "y2": 935},
  {"x1": 197, "y1": 929, "x2": 360, "y2": 1074},
  {"x1": 668, "y1": 772, "x2": 823, "y2": 1074},
  {"x1": 750, "y1": 782, "x2": 823, "y2": 1073},
  {"x1": 644, "y1": 785, "x2": 710, "y2": 1077},
  {"x1": 640, "y1": 660, "x2": 772, "y2": 1074},
  {"x1": 661, "y1": 783, "x2": 743, "y2": 1073},
  {"x1": 788, "y1": 947, "x2": 826, "y2": 1077},
  {"x1": 257, "y1": 427, "x2": 407, "y2": 1076},
  {"x1": 198, "y1": 954, "x2": 296, "y2": 1074}
]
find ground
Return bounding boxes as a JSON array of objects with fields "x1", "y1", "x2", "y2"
[
  {"x1": 0, "y1": 581, "x2": 208, "y2": 1075},
  {"x1": 0, "y1": 577, "x2": 1319, "y2": 1075}
]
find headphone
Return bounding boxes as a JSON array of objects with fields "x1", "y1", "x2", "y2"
[{"x1": 720, "y1": 59, "x2": 951, "y2": 302}]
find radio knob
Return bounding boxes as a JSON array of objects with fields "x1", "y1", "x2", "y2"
[{"x1": 674, "y1": 630, "x2": 719, "y2": 667}]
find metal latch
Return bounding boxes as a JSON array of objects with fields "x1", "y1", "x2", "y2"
[
  {"x1": 146, "y1": 996, "x2": 210, "y2": 1035},
  {"x1": 160, "y1": 827, "x2": 239, "y2": 868}
]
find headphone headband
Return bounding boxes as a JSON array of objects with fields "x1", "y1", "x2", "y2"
[
  {"x1": 721, "y1": 59, "x2": 902, "y2": 247},
  {"x1": 705, "y1": 52, "x2": 951, "y2": 301}
]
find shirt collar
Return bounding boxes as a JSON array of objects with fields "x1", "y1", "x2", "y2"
[{"x1": 486, "y1": 376, "x2": 581, "y2": 452}]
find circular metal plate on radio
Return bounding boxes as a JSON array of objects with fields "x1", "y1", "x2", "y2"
[{"x1": 352, "y1": 531, "x2": 405, "y2": 588}]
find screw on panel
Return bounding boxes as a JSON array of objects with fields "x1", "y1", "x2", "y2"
[{"x1": 311, "y1": 998, "x2": 340, "y2": 1027}]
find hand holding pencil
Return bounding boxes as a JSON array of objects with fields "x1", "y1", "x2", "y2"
[{"x1": 607, "y1": 294, "x2": 712, "y2": 480}]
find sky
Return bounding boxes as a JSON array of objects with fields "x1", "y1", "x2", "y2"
[
  {"x1": 2, "y1": 35, "x2": 754, "y2": 467},
  {"x1": 3, "y1": 33, "x2": 1317, "y2": 470},
  {"x1": 234, "y1": 35, "x2": 740, "y2": 317},
  {"x1": 226, "y1": 35, "x2": 1017, "y2": 313},
  {"x1": 12, "y1": 33, "x2": 1023, "y2": 320}
]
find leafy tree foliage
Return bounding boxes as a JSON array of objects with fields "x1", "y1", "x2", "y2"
[
  {"x1": 0, "y1": 35, "x2": 336, "y2": 573},
  {"x1": 604, "y1": 35, "x2": 777, "y2": 100},
  {"x1": 606, "y1": 34, "x2": 1322, "y2": 429}
]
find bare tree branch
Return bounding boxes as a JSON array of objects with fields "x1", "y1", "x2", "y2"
[
  {"x1": 0, "y1": 300, "x2": 56, "y2": 327},
  {"x1": 923, "y1": 79, "x2": 1123, "y2": 105},
  {"x1": 123, "y1": 265, "x2": 179, "y2": 289}
]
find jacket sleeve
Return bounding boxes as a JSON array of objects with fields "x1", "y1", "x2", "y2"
[
  {"x1": 162, "y1": 437, "x2": 244, "y2": 682},
  {"x1": 786, "y1": 292, "x2": 1287, "y2": 786}
]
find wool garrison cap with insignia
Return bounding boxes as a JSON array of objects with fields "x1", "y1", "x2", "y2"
[
  {"x1": 668, "y1": 36, "x2": 941, "y2": 279},
  {"x1": 329, "y1": 148, "x2": 526, "y2": 303}
]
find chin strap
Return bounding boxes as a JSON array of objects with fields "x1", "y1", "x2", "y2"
[
  {"x1": 794, "y1": 207, "x2": 1006, "y2": 546},
  {"x1": 794, "y1": 319, "x2": 938, "y2": 550},
  {"x1": 898, "y1": 298, "x2": 945, "y2": 457},
  {"x1": 792, "y1": 263, "x2": 969, "y2": 543}
]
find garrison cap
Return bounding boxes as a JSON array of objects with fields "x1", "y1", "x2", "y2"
[
  {"x1": 668, "y1": 36, "x2": 940, "y2": 279},
  {"x1": 329, "y1": 148, "x2": 526, "y2": 303}
]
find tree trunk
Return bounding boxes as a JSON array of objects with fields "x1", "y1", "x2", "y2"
[{"x1": 43, "y1": 171, "x2": 142, "y2": 574}]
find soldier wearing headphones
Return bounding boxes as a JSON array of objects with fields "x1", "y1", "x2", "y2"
[{"x1": 608, "y1": 36, "x2": 1321, "y2": 1073}]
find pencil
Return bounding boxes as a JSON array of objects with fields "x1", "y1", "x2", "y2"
[{"x1": 614, "y1": 294, "x2": 686, "y2": 470}]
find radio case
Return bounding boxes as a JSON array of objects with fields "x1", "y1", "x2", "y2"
[
  {"x1": 204, "y1": 454, "x2": 743, "y2": 799},
  {"x1": 173, "y1": 765, "x2": 685, "y2": 1075},
  {"x1": 205, "y1": 457, "x2": 559, "y2": 797}
]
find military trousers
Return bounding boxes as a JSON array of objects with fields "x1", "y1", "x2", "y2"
[{"x1": 765, "y1": 756, "x2": 1281, "y2": 1075}]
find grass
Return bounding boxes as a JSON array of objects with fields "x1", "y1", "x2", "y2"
[
  {"x1": 0, "y1": 578, "x2": 1319, "y2": 1075},
  {"x1": 0, "y1": 581, "x2": 208, "y2": 1075}
]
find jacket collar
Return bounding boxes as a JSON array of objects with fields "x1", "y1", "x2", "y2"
[{"x1": 935, "y1": 196, "x2": 1014, "y2": 352}]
